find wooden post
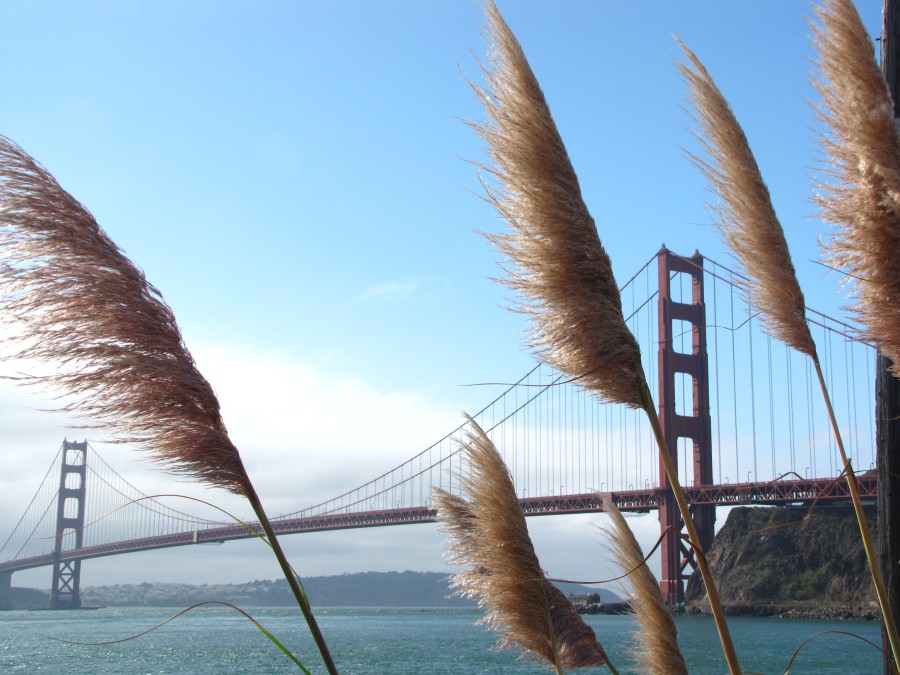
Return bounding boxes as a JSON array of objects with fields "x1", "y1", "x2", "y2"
[
  {"x1": 880, "y1": 3, "x2": 900, "y2": 672},
  {"x1": 877, "y1": 355, "x2": 900, "y2": 675}
]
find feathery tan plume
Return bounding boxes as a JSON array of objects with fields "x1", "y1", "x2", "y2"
[
  {"x1": 813, "y1": 0, "x2": 900, "y2": 376},
  {"x1": 473, "y1": 0, "x2": 644, "y2": 407},
  {"x1": 0, "y1": 137, "x2": 253, "y2": 496},
  {"x1": 601, "y1": 495, "x2": 687, "y2": 675},
  {"x1": 678, "y1": 40, "x2": 816, "y2": 357},
  {"x1": 471, "y1": 6, "x2": 739, "y2": 669},
  {"x1": 434, "y1": 417, "x2": 609, "y2": 670},
  {"x1": 811, "y1": 4, "x2": 900, "y2": 664},
  {"x1": 0, "y1": 137, "x2": 340, "y2": 673}
]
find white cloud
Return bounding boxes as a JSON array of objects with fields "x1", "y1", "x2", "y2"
[
  {"x1": 0, "y1": 339, "x2": 669, "y2": 591},
  {"x1": 356, "y1": 281, "x2": 417, "y2": 302},
  {"x1": 190, "y1": 342, "x2": 462, "y2": 512}
]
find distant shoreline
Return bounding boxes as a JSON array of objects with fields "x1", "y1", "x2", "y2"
[
  {"x1": 677, "y1": 603, "x2": 879, "y2": 621},
  {"x1": 576, "y1": 599, "x2": 878, "y2": 620},
  {"x1": 4, "y1": 571, "x2": 621, "y2": 611}
]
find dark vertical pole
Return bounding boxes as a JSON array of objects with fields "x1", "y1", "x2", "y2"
[
  {"x1": 877, "y1": 355, "x2": 900, "y2": 675},
  {"x1": 880, "y1": 3, "x2": 900, "y2": 672}
]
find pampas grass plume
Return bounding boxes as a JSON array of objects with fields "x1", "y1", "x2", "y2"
[
  {"x1": 471, "y1": 4, "x2": 739, "y2": 669},
  {"x1": 811, "y1": 1, "x2": 900, "y2": 667},
  {"x1": 0, "y1": 136, "x2": 340, "y2": 673},
  {"x1": 474, "y1": 0, "x2": 644, "y2": 408},
  {"x1": 814, "y1": 0, "x2": 900, "y2": 376},
  {"x1": 434, "y1": 417, "x2": 609, "y2": 671},
  {"x1": 678, "y1": 40, "x2": 816, "y2": 358},
  {"x1": 602, "y1": 494, "x2": 687, "y2": 675},
  {"x1": 681, "y1": 7, "x2": 900, "y2": 668},
  {"x1": 0, "y1": 137, "x2": 254, "y2": 497}
]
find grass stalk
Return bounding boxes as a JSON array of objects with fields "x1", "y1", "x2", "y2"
[
  {"x1": 678, "y1": 26, "x2": 900, "y2": 669},
  {"x1": 470, "y1": 4, "x2": 736, "y2": 669},
  {"x1": 638, "y1": 378, "x2": 741, "y2": 674},
  {"x1": 246, "y1": 490, "x2": 339, "y2": 675},
  {"x1": 811, "y1": 357, "x2": 900, "y2": 672}
]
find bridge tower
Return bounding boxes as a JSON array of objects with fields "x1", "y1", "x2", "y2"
[
  {"x1": 49, "y1": 440, "x2": 87, "y2": 609},
  {"x1": 656, "y1": 247, "x2": 715, "y2": 604}
]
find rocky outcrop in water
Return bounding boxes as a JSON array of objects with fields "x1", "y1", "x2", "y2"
[{"x1": 684, "y1": 505, "x2": 876, "y2": 619}]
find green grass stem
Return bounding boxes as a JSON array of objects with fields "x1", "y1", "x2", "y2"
[
  {"x1": 247, "y1": 490, "x2": 339, "y2": 675},
  {"x1": 42, "y1": 600, "x2": 311, "y2": 674},
  {"x1": 812, "y1": 356, "x2": 900, "y2": 673},
  {"x1": 71, "y1": 491, "x2": 336, "y2": 672},
  {"x1": 782, "y1": 628, "x2": 885, "y2": 674}
]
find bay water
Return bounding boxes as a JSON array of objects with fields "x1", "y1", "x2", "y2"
[{"x1": 0, "y1": 606, "x2": 884, "y2": 673}]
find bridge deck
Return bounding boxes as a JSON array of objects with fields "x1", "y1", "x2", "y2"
[{"x1": 0, "y1": 475, "x2": 875, "y2": 574}]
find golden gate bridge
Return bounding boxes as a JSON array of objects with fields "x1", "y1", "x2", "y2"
[{"x1": 0, "y1": 247, "x2": 877, "y2": 609}]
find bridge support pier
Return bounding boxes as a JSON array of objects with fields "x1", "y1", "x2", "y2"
[
  {"x1": 0, "y1": 571, "x2": 11, "y2": 611},
  {"x1": 656, "y1": 248, "x2": 715, "y2": 605},
  {"x1": 49, "y1": 440, "x2": 87, "y2": 610}
]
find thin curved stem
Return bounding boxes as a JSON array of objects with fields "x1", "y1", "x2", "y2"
[
  {"x1": 43, "y1": 600, "x2": 311, "y2": 673},
  {"x1": 246, "y1": 490, "x2": 339, "y2": 675},
  {"x1": 639, "y1": 378, "x2": 742, "y2": 674},
  {"x1": 782, "y1": 628, "x2": 884, "y2": 674},
  {"x1": 812, "y1": 356, "x2": 900, "y2": 673}
]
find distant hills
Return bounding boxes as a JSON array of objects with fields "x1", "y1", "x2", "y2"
[
  {"x1": 4, "y1": 586, "x2": 48, "y2": 610},
  {"x1": 9, "y1": 571, "x2": 621, "y2": 609}
]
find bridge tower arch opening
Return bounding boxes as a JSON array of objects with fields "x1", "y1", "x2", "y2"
[
  {"x1": 49, "y1": 440, "x2": 87, "y2": 610},
  {"x1": 656, "y1": 247, "x2": 715, "y2": 605}
]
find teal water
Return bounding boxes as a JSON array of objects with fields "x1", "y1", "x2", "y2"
[{"x1": 0, "y1": 606, "x2": 884, "y2": 674}]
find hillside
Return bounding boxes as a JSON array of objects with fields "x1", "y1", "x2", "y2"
[
  {"x1": 70, "y1": 571, "x2": 620, "y2": 609},
  {"x1": 3, "y1": 586, "x2": 49, "y2": 610},
  {"x1": 685, "y1": 505, "x2": 877, "y2": 618}
]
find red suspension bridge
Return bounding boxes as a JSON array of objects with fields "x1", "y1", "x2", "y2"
[{"x1": 0, "y1": 247, "x2": 878, "y2": 609}]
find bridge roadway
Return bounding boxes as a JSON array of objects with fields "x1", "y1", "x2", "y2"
[{"x1": 0, "y1": 474, "x2": 875, "y2": 575}]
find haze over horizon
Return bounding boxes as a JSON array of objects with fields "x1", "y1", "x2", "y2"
[{"x1": 0, "y1": 1, "x2": 883, "y2": 591}]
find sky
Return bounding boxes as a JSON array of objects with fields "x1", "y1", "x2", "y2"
[{"x1": 0, "y1": 0, "x2": 884, "y2": 592}]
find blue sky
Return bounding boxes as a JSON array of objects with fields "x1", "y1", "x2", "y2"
[{"x1": 0, "y1": 0, "x2": 883, "y2": 589}]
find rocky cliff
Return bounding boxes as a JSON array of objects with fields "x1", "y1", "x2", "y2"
[{"x1": 684, "y1": 505, "x2": 877, "y2": 618}]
